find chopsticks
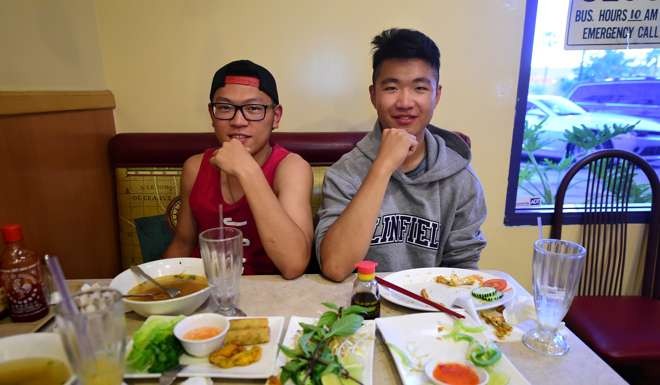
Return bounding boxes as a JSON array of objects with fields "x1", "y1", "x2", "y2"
[{"x1": 375, "y1": 276, "x2": 465, "y2": 319}]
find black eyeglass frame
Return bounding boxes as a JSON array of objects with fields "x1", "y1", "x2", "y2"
[{"x1": 209, "y1": 102, "x2": 278, "y2": 121}]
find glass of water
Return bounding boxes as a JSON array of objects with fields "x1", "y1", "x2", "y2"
[
  {"x1": 199, "y1": 227, "x2": 243, "y2": 316},
  {"x1": 522, "y1": 239, "x2": 586, "y2": 356}
]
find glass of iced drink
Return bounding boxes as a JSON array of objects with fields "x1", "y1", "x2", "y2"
[
  {"x1": 522, "y1": 239, "x2": 586, "y2": 356},
  {"x1": 199, "y1": 227, "x2": 243, "y2": 316}
]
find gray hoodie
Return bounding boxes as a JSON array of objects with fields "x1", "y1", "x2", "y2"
[{"x1": 315, "y1": 123, "x2": 487, "y2": 272}]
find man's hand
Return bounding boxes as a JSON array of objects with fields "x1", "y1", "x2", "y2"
[
  {"x1": 373, "y1": 128, "x2": 418, "y2": 174},
  {"x1": 210, "y1": 139, "x2": 259, "y2": 177}
]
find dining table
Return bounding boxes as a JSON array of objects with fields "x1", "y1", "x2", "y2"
[{"x1": 0, "y1": 271, "x2": 628, "y2": 385}]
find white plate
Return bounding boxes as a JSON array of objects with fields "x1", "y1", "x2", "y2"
[
  {"x1": 124, "y1": 316, "x2": 284, "y2": 379},
  {"x1": 380, "y1": 267, "x2": 515, "y2": 311},
  {"x1": 276, "y1": 316, "x2": 376, "y2": 385},
  {"x1": 376, "y1": 312, "x2": 530, "y2": 385}
]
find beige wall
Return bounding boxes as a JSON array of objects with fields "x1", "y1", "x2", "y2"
[
  {"x1": 0, "y1": 0, "x2": 105, "y2": 90},
  {"x1": 95, "y1": 0, "x2": 546, "y2": 286},
  {"x1": 95, "y1": 0, "x2": 524, "y2": 136}
]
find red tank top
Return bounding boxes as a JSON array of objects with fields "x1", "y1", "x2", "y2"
[{"x1": 189, "y1": 144, "x2": 290, "y2": 275}]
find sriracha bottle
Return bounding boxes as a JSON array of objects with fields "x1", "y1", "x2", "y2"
[{"x1": 0, "y1": 224, "x2": 49, "y2": 322}]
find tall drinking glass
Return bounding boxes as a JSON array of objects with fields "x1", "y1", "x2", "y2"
[
  {"x1": 523, "y1": 239, "x2": 586, "y2": 356},
  {"x1": 199, "y1": 227, "x2": 243, "y2": 316},
  {"x1": 56, "y1": 288, "x2": 126, "y2": 385}
]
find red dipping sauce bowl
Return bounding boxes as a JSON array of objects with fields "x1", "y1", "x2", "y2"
[{"x1": 424, "y1": 360, "x2": 489, "y2": 385}]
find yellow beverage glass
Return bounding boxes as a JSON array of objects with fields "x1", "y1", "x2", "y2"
[
  {"x1": 56, "y1": 288, "x2": 127, "y2": 385},
  {"x1": 78, "y1": 356, "x2": 124, "y2": 385}
]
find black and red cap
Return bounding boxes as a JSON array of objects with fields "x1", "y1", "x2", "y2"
[{"x1": 209, "y1": 60, "x2": 279, "y2": 104}]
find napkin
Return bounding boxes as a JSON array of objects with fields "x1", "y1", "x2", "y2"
[
  {"x1": 502, "y1": 296, "x2": 569, "y2": 338},
  {"x1": 503, "y1": 295, "x2": 536, "y2": 325},
  {"x1": 181, "y1": 377, "x2": 213, "y2": 385}
]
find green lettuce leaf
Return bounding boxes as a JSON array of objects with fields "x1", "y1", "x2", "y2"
[{"x1": 126, "y1": 315, "x2": 184, "y2": 373}]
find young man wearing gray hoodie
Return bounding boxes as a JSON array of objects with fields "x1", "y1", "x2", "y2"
[{"x1": 315, "y1": 28, "x2": 487, "y2": 282}]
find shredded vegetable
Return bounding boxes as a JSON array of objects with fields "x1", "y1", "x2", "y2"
[{"x1": 445, "y1": 319, "x2": 502, "y2": 368}]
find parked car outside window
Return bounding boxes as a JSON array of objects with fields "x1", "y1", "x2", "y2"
[
  {"x1": 567, "y1": 79, "x2": 660, "y2": 123},
  {"x1": 525, "y1": 94, "x2": 660, "y2": 166}
]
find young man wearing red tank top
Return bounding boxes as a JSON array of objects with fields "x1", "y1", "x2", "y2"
[{"x1": 163, "y1": 60, "x2": 313, "y2": 279}]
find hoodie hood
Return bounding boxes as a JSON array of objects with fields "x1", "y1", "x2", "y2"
[{"x1": 355, "y1": 122, "x2": 472, "y2": 184}]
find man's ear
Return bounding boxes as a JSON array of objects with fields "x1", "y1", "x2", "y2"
[
  {"x1": 434, "y1": 84, "x2": 442, "y2": 108},
  {"x1": 272, "y1": 104, "x2": 283, "y2": 130},
  {"x1": 369, "y1": 84, "x2": 376, "y2": 107}
]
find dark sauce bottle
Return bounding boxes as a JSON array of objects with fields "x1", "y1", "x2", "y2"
[{"x1": 350, "y1": 260, "x2": 380, "y2": 320}]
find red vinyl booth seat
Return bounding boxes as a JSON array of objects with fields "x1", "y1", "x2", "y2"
[{"x1": 566, "y1": 296, "x2": 660, "y2": 363}]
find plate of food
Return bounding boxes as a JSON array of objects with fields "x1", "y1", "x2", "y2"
[
  {"x1": 376, "y1": 312, "x2": 530, "y2": 385},
  {"x1": 270, "y1": 304, "x2": 376, "y2": 385},
  {"x1": 379, "y1": 268, "x2": 515, "y2": 312},
  {"x1": 123, "y1": 314, "x2": 284, "y2": 379}
]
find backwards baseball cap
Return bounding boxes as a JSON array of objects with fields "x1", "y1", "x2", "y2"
[{"x1": 209, "y1": 60, "x2": 279, "y2": 104}]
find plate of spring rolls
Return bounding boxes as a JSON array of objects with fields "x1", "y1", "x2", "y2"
[{"x1": 124, "y1": 316, "x2": 285, "y2": 379}]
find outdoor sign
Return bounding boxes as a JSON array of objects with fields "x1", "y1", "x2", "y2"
[{"x1": 565, "y1": 0, "x2": 660, "y2": 49}]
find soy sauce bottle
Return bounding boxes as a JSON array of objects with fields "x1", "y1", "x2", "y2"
[
  {"x1": 0, "y1": 224, "x2": 49, "y2": 322},
  {"x1": 350, "y1": 260, "x2": 380, "y2": 320}
]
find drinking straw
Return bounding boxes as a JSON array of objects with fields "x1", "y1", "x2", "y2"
[
  {"x1": 218, "y1": 203, "x2": 226, "y2": 280},
  {"x1": 44, "y1": 255, "x2": 77, "y2": 315},
  {"x1": 218, "y1": 203, "x2": 224, "y2": 238},
  {"x1": 537, "y1": 216, "x2": 543, "y2": 240},
  {"x1": 44, "y1": 255, "x2": 94, "y2": 357}
]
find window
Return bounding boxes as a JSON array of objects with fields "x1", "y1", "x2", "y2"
[{"x1": 505, "y1": 0, "x2": 660, "y2": 225}]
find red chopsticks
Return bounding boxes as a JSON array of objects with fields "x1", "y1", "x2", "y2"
[{"x1": 375, "y1": 276, "x2": 465, "y2": 319}]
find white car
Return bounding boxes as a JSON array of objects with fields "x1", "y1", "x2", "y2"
[{"x1": 525, "y1": 94, "x2": 660, "y2": 165}]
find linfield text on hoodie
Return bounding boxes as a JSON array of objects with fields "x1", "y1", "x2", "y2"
[{"x1": 315, "y1": 123, "x2": 487, "y2": 272}]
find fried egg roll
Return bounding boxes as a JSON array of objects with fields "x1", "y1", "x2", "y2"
[
  {"x1": 224, "y1": 326, "x2": 270, "y2": 345},
  {"x1": 228, "y1": 318, "x2": 269, "y2": 330}
]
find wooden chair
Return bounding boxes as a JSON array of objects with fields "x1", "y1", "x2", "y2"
[{"x1": 550, "y1": 149, "x2": 660, "y2": 384}]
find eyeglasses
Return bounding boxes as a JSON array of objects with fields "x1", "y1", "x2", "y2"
[{"x1": 209, "y1": 102, "x2": 276, "y2": 121}]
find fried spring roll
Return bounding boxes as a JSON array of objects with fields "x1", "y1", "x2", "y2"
[
  {"x1": 229, "y1": 318, "x2": 269, "y2": 330},
  {"x1": 224, "y1": 326, "x2": 270, "y2": 345}
]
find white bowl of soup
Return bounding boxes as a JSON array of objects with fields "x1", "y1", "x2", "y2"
[
  {"x1": 109, "y1": 257, "x2": 210, "y2": 317},
  {"x1": 0, "y1": 332, "x2": 74, "y2": 385}
]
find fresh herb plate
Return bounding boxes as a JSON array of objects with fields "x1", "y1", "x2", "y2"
[
  {"x1": 277, "y1": 316, "x2": 376, "y2": 385},
  {"x1": 376, "y1": 312, "x2": 530, "y2": 385}
]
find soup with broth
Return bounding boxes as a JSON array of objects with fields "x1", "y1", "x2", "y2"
[
  {"x1": 0, "y1": 357, "x2": 71, "y2": 385},
  {"x1": 127, "y1": 273, "x2": 207, "y2": 301}
]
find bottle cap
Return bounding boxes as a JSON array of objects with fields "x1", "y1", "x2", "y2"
[
  {"x1": 1, "y1": 224, "x2": 23, "y2": 243},
  {"x1": 355, "y1": 260, "x2": 378, "y2": 274},
  {"x1": 355, "y1": 260, "x2": 378, "y2": 281}
]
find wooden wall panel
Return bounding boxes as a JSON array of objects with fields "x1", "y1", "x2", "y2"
[{"x1": 0, "y1": 102, "x2": 118, "y2": 278}]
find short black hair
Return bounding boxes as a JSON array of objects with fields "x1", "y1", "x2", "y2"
[{"x1": 371, "y1": 28, "x2": 440, "y2": 83}]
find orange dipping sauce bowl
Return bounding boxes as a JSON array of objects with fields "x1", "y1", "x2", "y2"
[{"x1": 173, "y1": 313, "x2": 229, "y2": 357}]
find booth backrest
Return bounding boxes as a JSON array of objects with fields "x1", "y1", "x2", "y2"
[{"x1": 109, "y1": 132, "x2": 366, "y2": 268}]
